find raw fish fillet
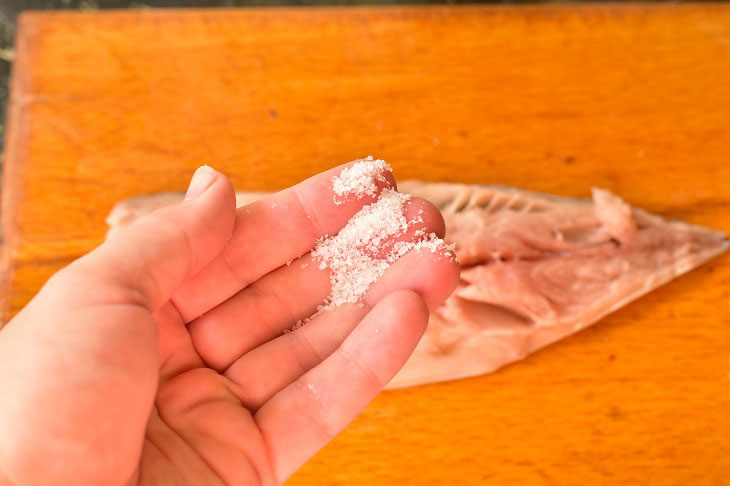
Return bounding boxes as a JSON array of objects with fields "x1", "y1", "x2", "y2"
[
  {"x1": 390, "y1": 182, "x2": 728, "y2": 388},
  {"x1": 105, "y1": 182, "x2": 728, "y2": 389}
]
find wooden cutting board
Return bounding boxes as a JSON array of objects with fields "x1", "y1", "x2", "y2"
[{"x1": 3, "y1": 4, "x2": 730, "y2": 484}]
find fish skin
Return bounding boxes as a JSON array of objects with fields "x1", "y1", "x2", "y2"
[{"x1": 105, "y1": 182, "x2": 729, "y2": 389}]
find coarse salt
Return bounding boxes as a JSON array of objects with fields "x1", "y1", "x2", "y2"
[
  {"x1": 331, "y1": 156, "x2": 392, "y2": 204},
  {"x1": 300, "y1": 158, "x2": 453, "y2": 326},
  {"x1": 312, "y1": 188, "x2": 410, "y2": 310}
]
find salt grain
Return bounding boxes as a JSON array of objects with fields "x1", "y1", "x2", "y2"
[
  {"x1": 302, "y1": 159, "x2": 452, "y2": 325},
  {"x1": 312, "y1": 188, "x2": 411, "y2": 310},
  {"x1": 331, "y1": 156, "x2": 392, "y2": 205}
]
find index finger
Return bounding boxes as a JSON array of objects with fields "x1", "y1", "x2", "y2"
[{"x1": 171, "y1": 158, "x2": 396, "y2": 322}]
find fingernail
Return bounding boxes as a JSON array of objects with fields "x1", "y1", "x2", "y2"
[{"x1": 185, "y1": 165, "x2": 217, "y2": 201}]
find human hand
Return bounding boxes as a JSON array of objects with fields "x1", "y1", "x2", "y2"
[{"x1": 0, "y1": 163, "x2": 459, "y2": 485}]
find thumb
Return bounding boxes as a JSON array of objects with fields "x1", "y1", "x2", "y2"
[
  {"x1": 0, "y1": 166, "x2": 236, "y2": 484},
  {"x1": 77, "y1": 165, "x2": 237, "y2": 312}
]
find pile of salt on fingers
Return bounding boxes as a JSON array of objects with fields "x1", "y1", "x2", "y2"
[{"x1": 293, "y1": 157, "x2": 454, "y2": 330}]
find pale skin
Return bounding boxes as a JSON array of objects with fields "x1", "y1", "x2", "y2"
[{"x1": 0, "y1": 163, "x2": 459, "y2": 485}]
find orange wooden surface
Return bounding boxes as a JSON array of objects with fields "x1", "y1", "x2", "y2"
[{"x1": 2, "y1": 4, "x2": 730, "y2": 484}]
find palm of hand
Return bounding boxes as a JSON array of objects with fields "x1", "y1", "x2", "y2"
[
  {"x1": 0, "y1": 165, "x2": 458, "y2": 485},
  {"x1": 140, "y1": 314, "x2": 274, "y2": 485}
]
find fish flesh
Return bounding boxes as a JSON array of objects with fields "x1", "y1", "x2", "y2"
[
  {"x1": 390, "y1": 182, "x2": 728, "y2": 388},
  {"x1": 105, "y1": 182, "x2": 728, "y2": 389}
]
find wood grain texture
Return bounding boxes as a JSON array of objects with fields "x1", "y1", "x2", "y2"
[{"x1": 2, "y1": 4, "x2": 730, "y2": 484}]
